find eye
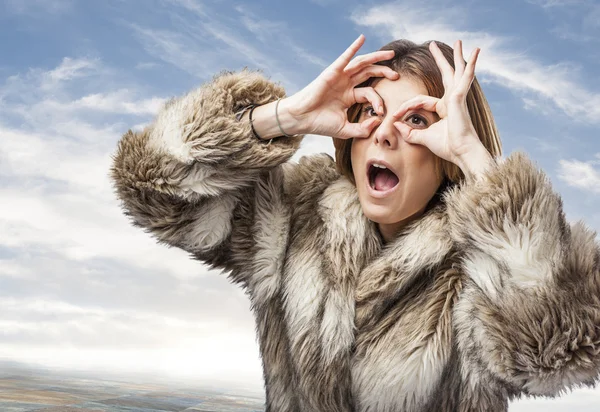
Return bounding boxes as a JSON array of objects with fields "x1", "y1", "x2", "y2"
[
  {"x1": 405, "y1": 113, "x2": 428, "y2": 128},
  {"x1": 361, "y1": 105, "x2": 379, "y2": 118}
]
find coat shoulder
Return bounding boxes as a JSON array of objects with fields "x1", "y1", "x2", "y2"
[{"x1": 282, "y1": 152, "x2": 340, "y2": 206}]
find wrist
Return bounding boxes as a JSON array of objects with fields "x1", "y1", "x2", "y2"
[
  {"x1": 278, "y1": 95, "x2": 311, "y2": 135},
  {"x1": 456, "y1": 144, "x2": 495, "y2": 180},
  {"x1": 243, "y1": 97, "x2": 308, "y2": 140}
]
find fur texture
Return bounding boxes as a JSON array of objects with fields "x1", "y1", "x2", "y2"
[{"x1": 111, "y1": 70, "x2": 600, "y2": 411}]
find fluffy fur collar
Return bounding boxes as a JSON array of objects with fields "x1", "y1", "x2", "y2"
[
  {"x1": 281, "y1": 174, "x2": 459, "y2": 411},
  {"x1": 318, "y1": 176, "x2": 454, "y2": 325}
]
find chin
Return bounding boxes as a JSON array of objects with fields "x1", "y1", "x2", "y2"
[
  {"x1": 360, "y1": 203, "x2": 403, "y2": 225},
  {"x1": 361, "y1": 197, "x2": 428, "y2": 225}
]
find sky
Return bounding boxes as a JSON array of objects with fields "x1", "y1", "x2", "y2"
[{"x1": 0, "y1": 0, "x2": 599, "y2": 409}]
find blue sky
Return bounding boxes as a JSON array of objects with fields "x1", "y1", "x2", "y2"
[{"x1": 1, "y1": 0, "x2": 599, "y2": 409}]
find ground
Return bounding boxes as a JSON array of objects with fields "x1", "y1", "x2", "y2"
[{"x1": 0, "y1": 362, "x2": 265, "y2": 412}]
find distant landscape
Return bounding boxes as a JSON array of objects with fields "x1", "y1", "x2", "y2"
[{"x1": 0, "y1": 361, "x2": 265, "y2": 412}]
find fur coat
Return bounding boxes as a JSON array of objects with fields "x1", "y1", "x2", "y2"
[{"x1": 110, "y1": 70, "x2": 600, "y2": 411}]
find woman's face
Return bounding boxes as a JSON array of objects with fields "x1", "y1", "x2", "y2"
[{"x1": 351, "y1": 74, "x2": 443, "y2": 241}]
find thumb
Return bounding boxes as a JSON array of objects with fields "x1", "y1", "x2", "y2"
[
  {"x1": 393, "y1": 122, "x2": 429, "y2": 146},
  {"x1": 338, "y1": 117, "x2": 381, "y2": 139}
]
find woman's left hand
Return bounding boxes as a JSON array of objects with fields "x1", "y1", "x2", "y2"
[{"x1": 391, "y1": 40, "x2": 494, "y2": 178}]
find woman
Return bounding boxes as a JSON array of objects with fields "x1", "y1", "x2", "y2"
[{"x1": 110, "y1": 35, "x2": 600, "y2": 411}]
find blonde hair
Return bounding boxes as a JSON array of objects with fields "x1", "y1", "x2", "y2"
[{"x1": 333, "y1": 39, "x2": 502, "y2": 195}]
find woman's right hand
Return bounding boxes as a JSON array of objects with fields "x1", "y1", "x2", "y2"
[{"x1": 283, "y1": 34, "x2": 399, "y2": 139}]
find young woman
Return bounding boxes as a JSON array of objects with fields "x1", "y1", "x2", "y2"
[{"x1": 110, "y1": 35, "x2": 600, "y2": 411}]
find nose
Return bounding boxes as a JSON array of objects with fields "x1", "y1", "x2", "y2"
[{"x1": 372, "y1": 116, "x2": 400, "y2": 150}]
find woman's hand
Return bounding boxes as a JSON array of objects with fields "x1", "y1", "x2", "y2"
[
  {"x1": 391, "y1": 40, "x2": 494, "y2": 178},
  {"x1": 284, "y1": 34, "x2": 399, "y2": 139}
]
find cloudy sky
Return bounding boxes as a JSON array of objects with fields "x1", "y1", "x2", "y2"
[{"x1": 1, "y1": 0, "x2": 600, "y2": 409}]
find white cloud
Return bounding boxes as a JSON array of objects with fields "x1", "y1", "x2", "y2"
[
  {"x1": 0, "y1": 44, "x2": 269, "y2": 387},
  {"x1": 129, "y1": 25, "x2": 225, "y2": 79},
  {"x1": 292, "y1": 135, "x2": 336, "y2": 163},
  {"x1": 309, "y1": 0, "x2": 340, "y2": 5},
  {"x1": 526, "y1": 0, "x2": 588, "y2": 8},
  {"x1": 1, "y1": 57, "x2": 97, "y2": 104},
  {"x1": 510, "y1": 387, "x2": 600, "y2": 410},
  {"x1": 42, "y1": 90, "x2": 165, "y2": 116},
  {"x1": 558, "y1": 157, "x2": 600, "y2": 193},
  {"x1": 235, "y1": 5, "x2": 329, "y2": 68},
  {"x1": 128, "y1": 0, "x2": 332, "y2": 91},
  {"x1": 350, "y1": 1, "x2": 600, "y2": 125},
  {"x1": 0, "y1": 56, "x2": 212, "y2": 279},
  {"x1": 0, "y1": 343, "x2": 264, "y2": 393},
  {"x1": 529, "y1": 0, "x2": 600, "y2": 44},
  {"x1": 551, "y1": 25, "x2": 598, "y2": 42},
  {"x1": 167, "y1": 0, "x2": 299, "y2": 86},
  {"x1": 135, "y1": 61, "x2": 160, "y2": 70},
  {"x1": 529, "y1": 136, "x2": 561, "y2": 153},
  {"x1": 0, "y1": 297, "x2": 229, "y2": 343},
  {"x1": 4, "y1": 0, "x2": 73, "y2": 16},
  {"x1": 0, "y1": 298, "x2": 263, "y2": 391},
  {"x1": 0, "y1": 183, "x2": 207, "y2": 277},
  {"x1": 41, "y1": 57, "x2": 99, "y2": 89}
]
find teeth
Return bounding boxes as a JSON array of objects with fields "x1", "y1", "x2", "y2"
[{"x1": 372, "y1": 163, "x2": 387, "y2": 169}]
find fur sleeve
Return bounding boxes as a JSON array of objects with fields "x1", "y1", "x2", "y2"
[
  {"x1": 445, "y1": 151, "x2": 600, "y2": 396},
  {"x1": 110, "y1": 70, "x2": 303, "y2": 287}
]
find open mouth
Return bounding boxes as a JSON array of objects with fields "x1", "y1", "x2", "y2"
[{"x1": 367, "y1": 161, "x2": 400, "y2": 193}]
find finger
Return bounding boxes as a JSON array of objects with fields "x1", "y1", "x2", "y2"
[
  {"x1": 457, "y1": 47, "x2": 480, "y2": 94},
  {"x1": 429, "y1": 41, "x2": 454, "y2": 79},
  {"x1": 330, "y1": 34, "x2": 366, "y2": 72},
  {"x1": 354, "y1": 86, "x2": 384, "y2": 115},
  {"x1": 393, "y1": 121, "x2": 412, "y2": 138},
  {"x1": 429, "y1": 41, "x2": 454, "y2": 88},
  {"x1": 393, "y1": 123, "x2": 427, "y2": 146},
  {"x1": 351, "y1": 65, "x2": 399, "y2": 85},
  {"x1": 392, "y1": 95, "x2": 440, "y2": 119},
  {"x1": 339, "y1": 117, "x2": 381, "y2": 139},
  {"x1": 343, "y1": 50, "x2": 395, "y2": 76},
  {"x1": 453, "y1": 40, "x2": 465, "y2": 79}
]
